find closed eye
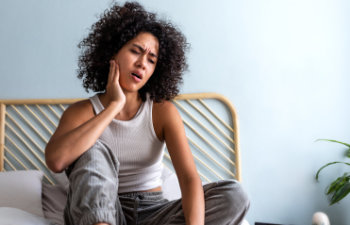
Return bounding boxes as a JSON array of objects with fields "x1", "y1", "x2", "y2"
[{"x1": 130, "y1": 49, "x2": 140, "y2": 54}]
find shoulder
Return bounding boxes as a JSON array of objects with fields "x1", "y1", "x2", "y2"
[
  {"x1": 153, "y1": 100, "x2": 182, "y2": 129},
  {"x1": 153, "y1": 100, "x2": 179, "y2": 120},
  {"x1": 49, "y1": 99, "x2": 94, "y2": 142},
  {"x1": 60, "y1": 99, "x2": 94, "y2": 124},
  {"x1": 152, "y1": 100, "x2": 181, "y2": 141},
  {"x1": 65, "y1": 99, "x2": 93, "y2": 115}
]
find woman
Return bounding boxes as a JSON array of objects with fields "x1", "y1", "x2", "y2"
[{"x1": 45, "y1": 2, "x2": 249, "y2": 225}]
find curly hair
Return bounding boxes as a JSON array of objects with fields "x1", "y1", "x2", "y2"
[{"x1": 77, "y1": 1, "x2": 188, "y2": 102}]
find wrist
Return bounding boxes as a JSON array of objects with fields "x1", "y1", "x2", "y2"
[{"x1": 107, "y1": 100, "x2": 124, "y2": 113}]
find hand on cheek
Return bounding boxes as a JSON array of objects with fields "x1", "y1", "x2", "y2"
[{"x1": 106, "y1": 60, "x2": 126, "y2": 106}]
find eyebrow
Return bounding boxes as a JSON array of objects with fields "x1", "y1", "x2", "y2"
[{"x1": 132, "y1": 44, "x2": 158, "y2": 58}]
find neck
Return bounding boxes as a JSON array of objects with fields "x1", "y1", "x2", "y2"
[
  {"x1": 118, "y1": 91, "x2": 143, "y2": 120},
  {"x1": 124, "y1": 91, "x2": 141, "y2": 105},
  {"x1": 98, "y1": 91, "x2": 143, "y2": 121}
]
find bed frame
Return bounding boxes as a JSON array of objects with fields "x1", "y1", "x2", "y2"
[{"x1": 0, "y1": 93, "x2": 241, "y2": 184}]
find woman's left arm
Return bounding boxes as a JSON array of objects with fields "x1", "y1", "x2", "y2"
[{"x1": 155, "y1": 101, "x2": 204, "y2": 225}]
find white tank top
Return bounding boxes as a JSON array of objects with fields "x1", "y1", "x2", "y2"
[{"x1": 89, "y1": 94, "x2": 165, "y2": 193}]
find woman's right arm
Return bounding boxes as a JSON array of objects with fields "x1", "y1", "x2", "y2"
[{"x1": 45, "y1": 60, "x2": 125, "y2": 172}]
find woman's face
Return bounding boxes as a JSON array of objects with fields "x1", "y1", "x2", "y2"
[{"x1": 112, "y1": 32, "x2": 159, "y2": 93}]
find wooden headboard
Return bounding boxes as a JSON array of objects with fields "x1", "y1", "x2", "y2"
[{"x1": 0, "y1": 93, "x2": 241, "y2": 183}]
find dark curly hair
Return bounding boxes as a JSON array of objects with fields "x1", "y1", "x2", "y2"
[{"x1": 77, "y1": 1, "x2": 188, "y2": 102}]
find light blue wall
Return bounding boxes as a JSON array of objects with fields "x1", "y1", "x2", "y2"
[{"x1": 1, "y1": 0, "x2": 350, "y2": 224}]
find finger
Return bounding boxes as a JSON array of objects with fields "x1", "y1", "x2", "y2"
[
  {"x1": 108, "y1": 60, "x2": 115, "y2": 85},
  {"x1": 113, "y1": 60, "x2": 120, "y2": 83}
]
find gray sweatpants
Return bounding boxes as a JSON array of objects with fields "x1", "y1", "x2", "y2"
[{"x1": 64, "y1": 141, "x2": 249, "y2": 225}]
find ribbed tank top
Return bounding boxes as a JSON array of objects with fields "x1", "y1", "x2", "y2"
[{"x1": 89, "y1": 94, "x2": 165, "y2": 193}]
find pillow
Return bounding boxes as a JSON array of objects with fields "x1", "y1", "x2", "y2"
[
  {"x1": 0, "y1": 170, "x2": 44, "y2": 217},
  {"x1": 42, "y1": 181, "x2": 67, "y2": 225},
  {"x1": 0, "y1": 207, "x2": 53, "y2": 225},
  {"x1": 49, "y1": 171, "x2": 69, "y2": 190}
]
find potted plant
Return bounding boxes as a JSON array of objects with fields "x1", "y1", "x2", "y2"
[{"x1": 315, "y1": 139, "x2": 350, "y2": 205}]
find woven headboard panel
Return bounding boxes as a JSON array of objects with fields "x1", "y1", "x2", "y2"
[{"x1": 0, "y1": 93, "x2": 240, "y2": 184}]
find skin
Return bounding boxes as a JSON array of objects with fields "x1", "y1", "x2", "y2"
[{"x1": 45, "y1": 32, "x2": 204, "y2": 225}]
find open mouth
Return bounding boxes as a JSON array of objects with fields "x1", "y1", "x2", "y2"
[{"x1": 131, "y1": 73, "x2": 141, "y2": 79}]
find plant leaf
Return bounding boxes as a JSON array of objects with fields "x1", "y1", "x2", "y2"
[
  {"x1": 326, "y1": 176, "x2": 347, "y2": 195},
  {"x1": 326, "y1": 173, "x2": 350, "y2": 195},
  {"x1": 316, "y1": 139, "x2": 350, "y2": 158},
  {"x1": 346, "y1": 148, "x2": 350, "y2": 158},
  {"x1": 330, "y1": 179, "x2": 350, "y2": 205},
  {"x1": 316, "y1": 139, "x2": 350, "y2": 148},
  {"x1": 316, "y1": 161, "x2": 350, "y2": 181}
]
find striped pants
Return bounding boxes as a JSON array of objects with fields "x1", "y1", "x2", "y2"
[{"x1": 64, "y1": 141, "x2": 249, "y2": 225}]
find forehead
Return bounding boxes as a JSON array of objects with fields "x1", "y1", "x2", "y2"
[{"x1": 127, "y1": 32, "x2": 159, "y2": 54}]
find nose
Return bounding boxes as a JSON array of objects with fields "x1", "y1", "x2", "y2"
[{"x1": 135, "y1": 54, "x2": 147, "y2": 69}]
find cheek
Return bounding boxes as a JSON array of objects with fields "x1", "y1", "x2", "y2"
[
  {"x1": 112, "y1": 51, "x2": 128, "y2": 66},
  {"x1": 145, "y1": 67, "x2": 155, "y2": 79},
  {"x1": 113, "y1": 56, "x2": 128, "y2": 76},
  {"x1": 148, "y1": 64, "x2": 157, "y2": 76},
  {"x1": 118, "y1": 75, "x2": 129, "y2": 90}
]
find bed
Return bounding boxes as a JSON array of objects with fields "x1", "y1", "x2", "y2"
[{"x1": 0, "y1": 92, "x2": 248, "y2": 225}]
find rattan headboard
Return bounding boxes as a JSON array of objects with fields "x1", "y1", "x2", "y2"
[{"x1": 0, "y1": 93, "x2": 240, "y2": 184}]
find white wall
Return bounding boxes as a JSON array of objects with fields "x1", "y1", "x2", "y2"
[{"x1": 1, "y1": 0, "x2": 350, "y2": 224}]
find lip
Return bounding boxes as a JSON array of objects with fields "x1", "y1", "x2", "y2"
[
  {"x1": 130, "y1": 70, "x2": 143, "y2": 82},
  {"x1": 131, "y1": 70, "x2": 143, "y2": 79}
]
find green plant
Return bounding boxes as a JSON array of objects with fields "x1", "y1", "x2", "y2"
[{"x1": 315, "y1": 139, "x2": 350, "y2": 205}]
